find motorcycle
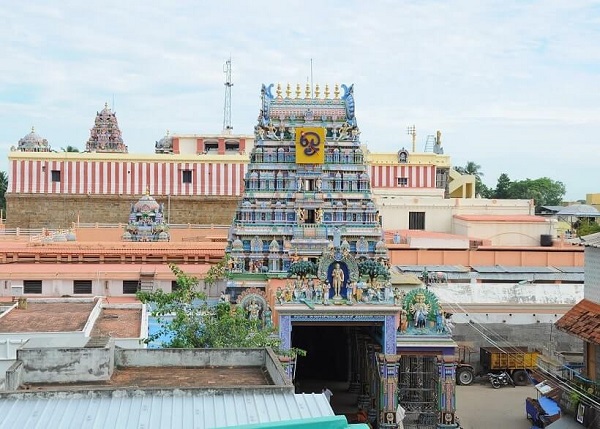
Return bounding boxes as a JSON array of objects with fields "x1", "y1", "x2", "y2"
[{"x1": 487, "y1": 371, "x2": 515, "y2": 389}]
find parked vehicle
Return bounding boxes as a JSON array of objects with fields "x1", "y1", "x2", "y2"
[
  {"x1": 456, "y1": 346, "x2": 538, "y2": 386},
  {"x1": 487, "y1": 371, "x2": 515, "y2": 389}
]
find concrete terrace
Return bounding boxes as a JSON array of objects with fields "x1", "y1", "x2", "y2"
[
  {"x1": 24, "y1": 366, "x2": 271, "y2": 391},
  {"x1": 91, "y1": 307, "x2": 142, "y2": 338},
  {"x1": 0, "y1": 301, "x2": 96, "y2": 333}
]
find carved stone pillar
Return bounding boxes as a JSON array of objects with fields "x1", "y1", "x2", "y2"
[
  {"x1": 437, "y1": 356, "x2": 459, "y2": 428},
  {"x1": 377, "y1": 353, "x2": 401, "y2": 429}
]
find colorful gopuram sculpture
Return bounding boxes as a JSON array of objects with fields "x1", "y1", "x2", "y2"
[
  {"x1": 122, "y1": 190, "x2": 170, "y2": 242},
  {"x1": 86, "y1": 103, "x2": 128, "y2": 153},
  {"x1": 226, "y1": 82, "x2": 389, "y2": 298}
]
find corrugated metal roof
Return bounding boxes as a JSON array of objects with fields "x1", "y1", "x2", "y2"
[
  {"x1": 0, "y1": 392, "x2": 334, "y2": 429},
  {"x1": 554, "y1": 266, "x2": 584, "y2": 273},
  {"x1": 581, "y1": 232, "x2": 600, "y2": 248},
  {"x1": 395, "y1": 265, "x2": 469, "y2": 273},
  {"x1": 472, "y1": 266, "x2": 557, "y2": 274}
]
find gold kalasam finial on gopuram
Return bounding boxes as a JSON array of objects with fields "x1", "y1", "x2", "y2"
[
  {"x1": 145, "y1": 186, "x2": 150, "y2": 196},
  {"x1": 315, "y1": 84, "x2": 320, "y2": 98},
  {"x1": 334, "y1": 84, "x2": 340, "y2": 99},
  {"x1": 286, "y1": 83, "x2": 291, "y2": 98},
  {"x1": 276, "y1": 83, "x2": 282, "y2": 98},
  {"x1": 324, "y1": 84, "x2": 330, "y2": 99},
  {"x1": 305, "y1": 82, "x2": 311, "y2": 98},
  {"x1": 295, "y1": 83, "x2": 301, "y2": 99}
]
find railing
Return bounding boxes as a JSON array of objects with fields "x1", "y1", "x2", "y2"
[
  {"x1": 0, "y1": 228, "x2": 45, "y2": 237},
  {"x1": 29, "y1": 229, "x2": 73, "y2": 243},
  {"x1": 73, "y1": 223, "x2": 229, "y2": 230}
]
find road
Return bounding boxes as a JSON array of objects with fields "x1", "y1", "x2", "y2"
[{"x1": 456, "y1": 382, "x2": 536, "y2": 429}]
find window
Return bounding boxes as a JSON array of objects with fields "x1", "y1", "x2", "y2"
[
  {"x1": 123, "y1": 280, "x2": 139, "y2": 294},
  {"x1": 24, "y1": 280, "x2": 42, "y2": 294},
  {"x1": 171, "y1": 280, "x2": 180, "y2": 292},
  {"x1": 51, "y1": 170, "x2": 61, "y2": 182},
  {"x1": 73, "y1": 280, "x2": 92, "y2": 294},
  {"x1": 397, "y1": 177, "x2": 408, "y2": 187},
  {"x1": 409, "y1": 212, "x2": 425, "y2": 230},
  {"x1": 182, "y1": 170, "x2": 192, "y2": 183},
  {"x1": 204, "y1": 141, "x2": 219, "y2": 152}
]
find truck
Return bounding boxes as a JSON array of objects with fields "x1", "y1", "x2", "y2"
[{"x1": 455, "y1": 345, "x2": 539, "y2": 386}]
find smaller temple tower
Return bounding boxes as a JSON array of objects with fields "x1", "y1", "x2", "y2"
[
  {"x1": 86, "y1": 103, "x2": 127, "y2": 153},
  {"x1": 122, "y1": 190, "x2": 170, "y2": 242},
  {"x1": 12, "y1": 127, "x2": 51, "y2": 152}
]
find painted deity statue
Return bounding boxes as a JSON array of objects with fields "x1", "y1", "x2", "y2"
[
  {"x1": 332, "y1": 263, "x2": 344, "y2": 298},
  {"x1": 248, "y1": 299, "x2": 261, "y2": 321},
  {"x1": 410, "y1": 292, "x2": 430, "y2": 328}
]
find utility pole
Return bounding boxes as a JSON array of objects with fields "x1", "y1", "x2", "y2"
[
  {"x1": 407, "y1": 125, "x2": 416, "y2": 152},
  {"x1": 223, "y1": 58, "x2": 233, "y2": 134}
]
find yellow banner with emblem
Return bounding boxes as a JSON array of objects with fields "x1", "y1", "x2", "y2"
[{"x1": 295, "y1": 127, "x2": 325, "y2": 164}]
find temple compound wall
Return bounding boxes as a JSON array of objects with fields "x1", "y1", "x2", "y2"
[{"x1": 7, "y1": 194, "x2": 238, "y2": 228}]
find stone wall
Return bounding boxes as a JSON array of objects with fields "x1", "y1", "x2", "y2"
[{"x1": 6, "y1": 194, "x2": 240, "y2": 229}]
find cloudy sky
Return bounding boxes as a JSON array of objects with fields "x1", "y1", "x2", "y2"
[{"x1": 1, "y1": 1, "x2": 598, "y2": 200}]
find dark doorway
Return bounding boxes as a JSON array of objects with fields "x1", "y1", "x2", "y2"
[{"x1": 292, "y1": 325, "x2": 349, "y2": 382}]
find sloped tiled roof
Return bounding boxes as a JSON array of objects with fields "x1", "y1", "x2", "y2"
[
  {"x1": 555, "y1": 299, "x2": 600, "y2": 344},
  {"x1": 581, "y1": 232, "x2": 600, "y2": 248}
]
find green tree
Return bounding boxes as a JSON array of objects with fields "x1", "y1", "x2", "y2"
[
  {"x1": 576, "y1": 220, "x2": 600, "y2": 237},
  {"x1": 490, "y1": 175, "x2": 566, "y2": 210},
  {"x1": 137, "y1": 263, "x2": 280, "y2": 350},
  {"x1": 358, "y1": 260, "x2": 390, "y2": 286},
  {"x1": 288, "y1": 261, "x2": 318, "y2": 280},
  {"x1": 0, "y1": 171, "x2": 7, "y2": 213},
  {"x1": 506, "y1": 177, "x2": 566, "y2": 210},
  {"x1": 494, "y1": 173, "x2": 512, "y2": 199},
  {"x1": 61, "y1": 145, "x2": 80, "y2": 152},
  {"x1": 204, "y1": 255, "x2": 230, "y2": 289}
]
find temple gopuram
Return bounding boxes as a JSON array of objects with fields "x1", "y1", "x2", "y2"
[
  {"x1": 86, "y1": 103, "x2": 128, "y2": 153},
  {"x1": 225, "y1": 83, "x2": 458, "y2": 429},
  {"x1": 122, "y1": 191, "x2": 170, "y2": 242}
]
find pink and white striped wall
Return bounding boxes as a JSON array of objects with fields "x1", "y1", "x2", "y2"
[{"x1": 8, "y1": 159, "x2": 437, "y2": 196}]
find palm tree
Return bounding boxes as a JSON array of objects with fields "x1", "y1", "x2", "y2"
[
  {"x1": 455, "y1": 161, "x2": 483, "y2": 181},
  {"x1": 455, "y1": 161, "x2": 489, "y2": 197},
  {"x1": 61, "y1": 145, "x2": 80, "y2": 152}
]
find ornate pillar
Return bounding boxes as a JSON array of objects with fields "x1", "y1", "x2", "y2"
[
  {"x1": 367, "y1": 344, "x2": 381, "y2": 424},
  {"x1": 277, "y1": 315, "x2": 294, "y2": 380},
  {"x1": 377, "y1": 353, "x2": 400, "y2": 429},
  {"x1": 357, "y1": 335, "x2": 370, "y2": 410},
  {"x1": 437, "y1": 356, "x2": 459, "y2": 428},
  {"x1": 279, "y1": 315, "x2": 291, "y2": 350}
]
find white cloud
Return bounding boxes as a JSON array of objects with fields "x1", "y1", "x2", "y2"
[{"x1": 1, "y1": 0, "x2": 599, "y2": 200}]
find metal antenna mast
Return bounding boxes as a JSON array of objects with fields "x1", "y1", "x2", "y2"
[
  {"x1": 407, "y1": 125, "x2": 416, "y2": 152},
  {"x1": 222, "y1": 58, "x2": 233, "y2": 134}
]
